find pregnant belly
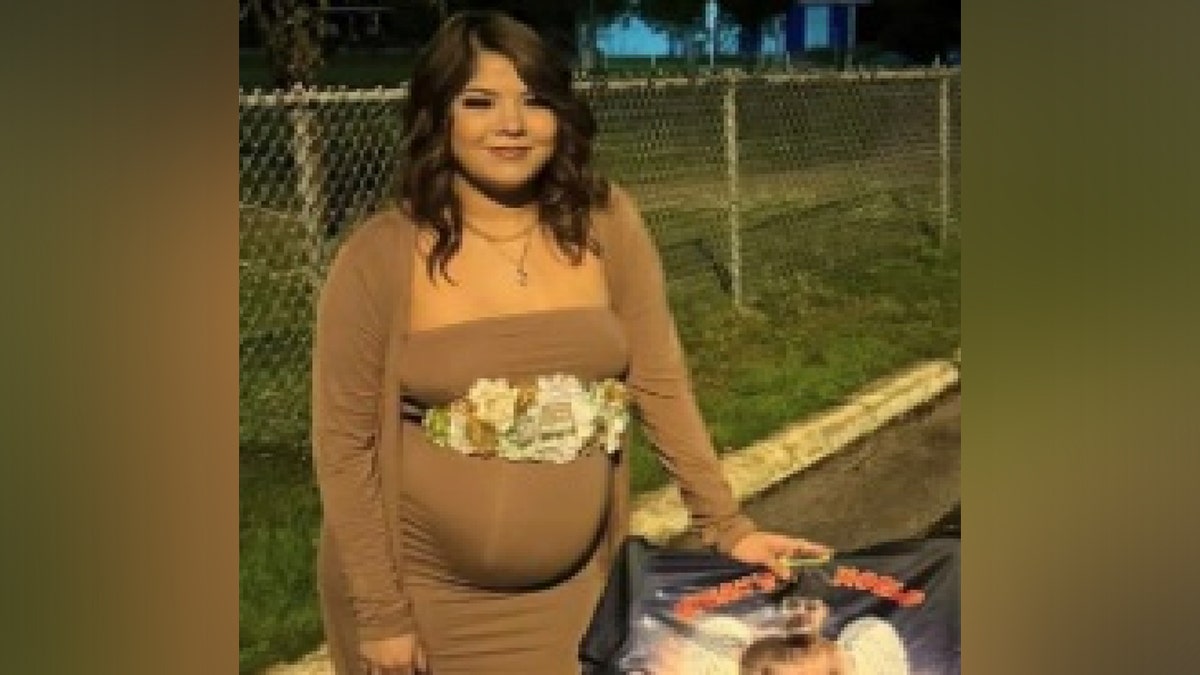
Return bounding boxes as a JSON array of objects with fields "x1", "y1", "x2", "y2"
[{"x1": 400, "y1": 429, "x2": 611, "y2": 589}]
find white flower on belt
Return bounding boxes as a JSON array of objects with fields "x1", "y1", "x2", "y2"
[
  {"x1": 422, "y1": 374, "x2": 630, "y2": 463},
  {"x1": 466, "y1": 378, "x2": 519, "y2": 433}
]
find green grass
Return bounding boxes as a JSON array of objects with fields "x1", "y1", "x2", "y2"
[
  {"x1": 238, "y1": 187, "x2": 959, "y2": 673},
  {"x1": 239, "y1": 206, "x2": 318, "y2": 449},
  {"x1": 626, "y1": 194, "x2": 959, "y2": 492},
  {"x1": 240, "y1": 452, "x2": 325, "y2": 674}
]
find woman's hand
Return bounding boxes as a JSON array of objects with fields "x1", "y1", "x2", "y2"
[
  {"x1": 360, "y1": 634, "x2": 428, "y2": 674},
  {"x1": 729, "y1": 531, "x2": 833, "y2": 580}
]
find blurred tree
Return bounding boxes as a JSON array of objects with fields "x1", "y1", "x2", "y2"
[
  {"x1": 638, "y1": 0, "x2": 706, "y2": 25},
  {"x1": 643, "y1": 0, "x2": 705, "y2": 25},
  {"x1": 247, "y1": 0, "x2": 333, "y2": 283},
  {"x1": 427, "y1": 0, "x2": 448, "y2": 22},
  {"x1": 719, "y1": 0, "x2": 789, "y2": 57},
  {"x1": 247, "y1": 0, "x2": 329, "y2": 87},
  {"x1": 857, "y1": 0, "x2": 959, "y2": 63},
  {"x1": 436, "y1": 0, "x2": 628, "y2": 67}
]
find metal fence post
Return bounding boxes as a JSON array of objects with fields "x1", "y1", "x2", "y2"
[
  {"x1": 290, "y1": 85, "x2": 327, "y2": 296},
  {"x1": 723, "y1": 73, "x2": 743, "y2": 309},
  {"x1": 938, "y1": 69, "x2": 950, "y2": 247}
]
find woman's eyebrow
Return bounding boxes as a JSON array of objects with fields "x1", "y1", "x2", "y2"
[{"x1": 459, "y1": 86, "x2": 530, "y2": 96}]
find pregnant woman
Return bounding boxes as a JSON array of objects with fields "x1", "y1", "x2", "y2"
[{"x1": 312, "y1": 11, "x2": 831, "y2": 674}]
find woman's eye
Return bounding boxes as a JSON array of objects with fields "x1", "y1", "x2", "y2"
[
  {"x1": 460, "y1": 97, "x2": 493, "y2": 109},
  {"x1": 524, "y1": 95, "x2": 551, "y2": 108}
]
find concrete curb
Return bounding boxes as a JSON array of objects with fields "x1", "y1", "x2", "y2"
[
  {"x1": 260, "y1": 357, "x2": 961, "y2": 675},
  {"x1": 261, "y1": 646, "x2": 332, "y2": 675}
]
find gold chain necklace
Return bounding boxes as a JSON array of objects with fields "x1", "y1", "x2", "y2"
[
  {"x1": 462, "y1": 220, "x2": 535, "y2": 243},
  {"x1": 464, "y1": 221, "x2": 536, "y2": 286}
]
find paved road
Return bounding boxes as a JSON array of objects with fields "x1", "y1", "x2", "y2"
[{"x1": 676, "y1": 388, "x2": 961, "y2": 552}]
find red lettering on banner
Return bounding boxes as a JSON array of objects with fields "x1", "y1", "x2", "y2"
[
  {"x1": 856, "y1": 571, "x2": 880, "y2": 591},
  {"x1": 874, "y1": 576, "x2": 903, "y2": 600},
  {"x1": 830, "y1": 566, "x2": 926, "y2": 608},
  {"x1": 671, "y1": 571, "x2": 781, "y2": 621},
  {"x1": 897, "y1": 589, "x2": 926, "y2": 607}
]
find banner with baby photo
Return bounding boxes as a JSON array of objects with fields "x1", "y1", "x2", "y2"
[{"x1": 580, "y1": 535, "x2": 960, "y2": 675}]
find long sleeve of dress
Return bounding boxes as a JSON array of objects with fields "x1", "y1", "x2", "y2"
[
  {"x1": 606, "y1": 186, "x2": 758, "y2": 554},
  {"x1": 312, "y1": 220, "x2": 415, "y2": 639}
]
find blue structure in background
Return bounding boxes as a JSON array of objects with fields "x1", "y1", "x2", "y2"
[
  {"x1": 788, "y1": 1, "x2": 868, "y2": 54},
  {"x1": 596, "y1": 14, "x2": 671, "y2": 57},
  {"x1": 594, "y1": 0, "x2": 871, "y2": 59}
]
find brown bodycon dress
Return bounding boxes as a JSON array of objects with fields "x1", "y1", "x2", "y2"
[
  {"x1": 312, "y1": 186, "x2": 757, "y2": 674},
  {"x1": 395, "y1": 308, "x2": 624, "y2": 672}
]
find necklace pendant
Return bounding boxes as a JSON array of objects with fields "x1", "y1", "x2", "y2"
[{"x1": 516, "y1": 268, "x2": 529, "y2": 286}]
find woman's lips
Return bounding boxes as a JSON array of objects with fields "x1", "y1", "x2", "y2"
[{"x1": 489, "y1": 147, "x2": 531, "y2": 160}]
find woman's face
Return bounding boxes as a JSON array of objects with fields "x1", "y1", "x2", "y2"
[{"x1": 448, "y1": 50, "x2": 558, "y2": 195}]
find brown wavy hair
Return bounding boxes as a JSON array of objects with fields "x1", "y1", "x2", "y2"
[{"x1": 394, "y1": 10, "x2": 610, "y2": 282}]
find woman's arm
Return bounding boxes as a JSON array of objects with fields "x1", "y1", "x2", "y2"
[
  {"x1": 605, "y1": 187, "x2": 832, "y2": 573},
  {"x1": 312, "y1": 219, "x2": 414, "y2": 639},
  {"x1": 605, "y1": 186, "x2": 757, "y2": 554}
]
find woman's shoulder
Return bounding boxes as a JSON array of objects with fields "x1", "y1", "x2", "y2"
[
  {"x1": 341, "y1": 204, "x2": 415, "y2": 247},
  {"x1": 329, "y1": 204, "x2": 417, "y2": 270},
  {"x1": 593, "y1": 181, "x2": 641, "y2": 222},
  {"x1": 590, "y1": 182, "x2": 650, "y2": 251}
]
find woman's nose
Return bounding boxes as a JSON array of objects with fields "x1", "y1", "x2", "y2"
[{"x1": 496, "y1": 100, "x2": 526, "y2": 134}]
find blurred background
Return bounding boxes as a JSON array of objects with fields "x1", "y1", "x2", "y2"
[{"x1": 239, "y1": 0, "x2": 960, "y2": 87}]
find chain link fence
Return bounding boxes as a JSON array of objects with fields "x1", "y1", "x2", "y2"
[{"x1": 239, "y1": 68, "x2": 961, "y2": 451}]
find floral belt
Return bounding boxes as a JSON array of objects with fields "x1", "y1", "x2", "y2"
[{"x1": 409, "y1": 374, "x2": 631, "y2": 463}]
